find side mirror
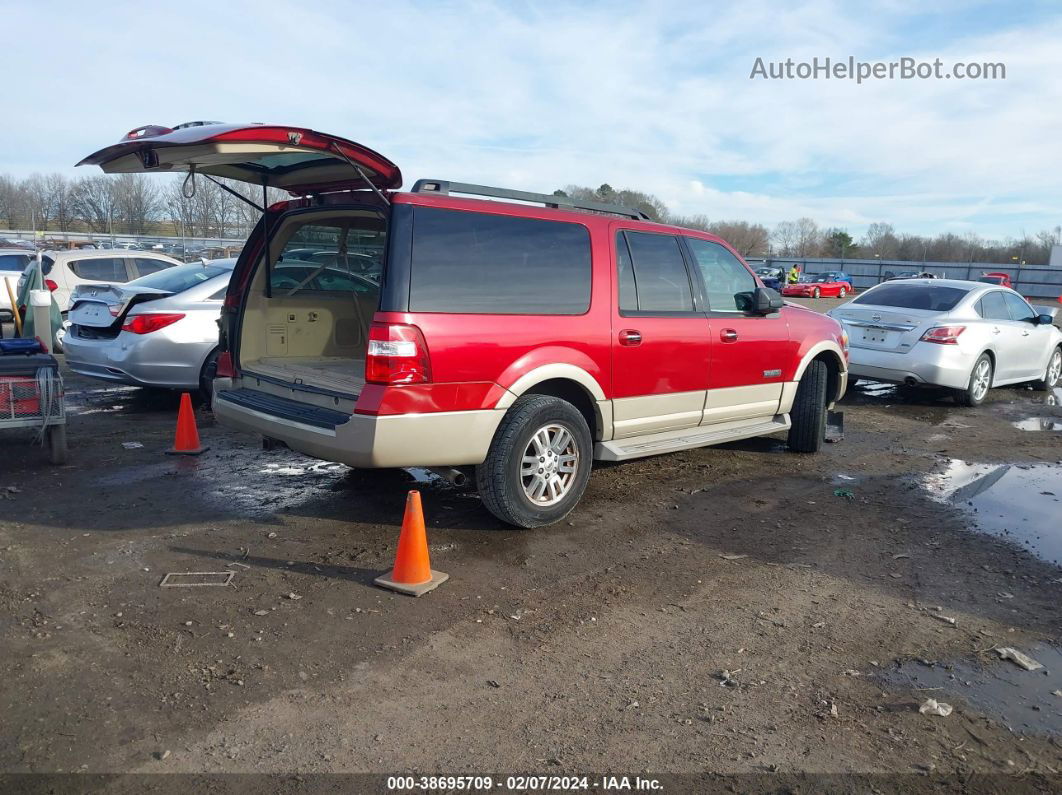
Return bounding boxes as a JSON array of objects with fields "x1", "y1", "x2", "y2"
[
  {"x1": 753, "y1": 287, "x2": 784, "y2": 314},
  {"x1": 1037, "y1": 313, "x2": 1055, "y2": 326}
]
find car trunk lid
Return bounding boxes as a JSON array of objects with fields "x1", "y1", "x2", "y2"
[
  {"x1": 69, "y1": 283, "x2": 171, "y2": 339},
  {"x1": 832, "y1": 305, "x2": 939, "y2": 353},
  {"x1": 76, "y1": 122, "x2": 402, "y2": 195}
]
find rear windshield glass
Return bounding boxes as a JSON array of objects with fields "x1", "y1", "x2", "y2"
[
  {"x1": 128, "y1": 262, "x2": 230, "y2": 293},
  {"x1": 852, "y1": 284, "x2": 969, "y2": 312},
  {"x1": 409, "y1": 207, "x2": 591, "y2": 314}
]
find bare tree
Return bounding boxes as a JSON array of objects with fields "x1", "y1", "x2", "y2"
[
  {"x1": 709, "y1": 220, "x2": 769, "y2": 257},
  {"x1": 45, "y1": 174, "x2": 75, "y2": 232},
  {"x1": 794, "y1": 217, "x2": 820, "y2": 257},
  {"x1": 71, "y1": 176, "x2": 119, "y2": 233},
  {"x1": 112, "y1": 174, "x2": 161, "y2": 234},
  {"x1": 21, "y1": 174, "x2": 53, "y2": 231},
  {"x1": 861, "y1": 222, "x2": 897, "y2": 258},
  {"x1": 772, "y1": 221, "x2": 799, "y2": 256}
]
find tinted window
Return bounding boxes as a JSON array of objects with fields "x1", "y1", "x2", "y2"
[
  {"x1": 70, "y1": 257, "x2": 128, "y2": 282},
  {"x1": 977, "y1": 291, "x2": 1010, "y2": 320},
  {"x1": 409, "y1": 207, "x2": 591, "y2": 314},
  {"x1": 0, "y1": 253, "x2": 30, "y2": 272},
  {"x1": 1003, "y1": 292, "x2": 1035, "y2": 322},
  {"x1": 133, "y1": 257, "x2": 172, "y2": 277},
  {"x1": 622, "y1": 232, "x2": 693, "y2": 312},
  {"x1": 128, "y1": 262, "x2": 231, "y2": 293},
  {"x1": 685, "y1": 238, "x2": 756, "y2": 313},
  {"x1": 853, "y1": 284, "x2": 968, "y2": 311},
  {"x1": 273, "y1": 216, "x2": 386, "y2": 295}
]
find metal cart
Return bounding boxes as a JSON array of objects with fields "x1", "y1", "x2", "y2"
[{"x1": 0, "y1": 346, "x2": 67, "y2": 464}]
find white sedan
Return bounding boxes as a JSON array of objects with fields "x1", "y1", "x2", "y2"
[{"x1": 828, "y1": 279, "x2": 1062, "y2": 406}]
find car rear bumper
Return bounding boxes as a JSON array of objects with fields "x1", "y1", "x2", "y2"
[
  {"x1": 63, "y1": 332, "x2": 207, "y2": 389},
  {"x1": 847, "y1": 344, "x2": 974, "y2": 390},
  {"x1": 212, "y1": 381, "x2": 505, "y2": 468}
]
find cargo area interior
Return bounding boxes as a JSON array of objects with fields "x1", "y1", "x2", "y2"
[{"x1": 238, "y1": 208, "x2": 386, "y2": 397}]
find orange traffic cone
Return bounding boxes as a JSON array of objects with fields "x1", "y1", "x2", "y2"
[
  {"x1": 374, "y1": 490, "x2": 449, "y2": 596},
  {"x1": 166, "y1": 392, "x2": 209, "y2": 455}
]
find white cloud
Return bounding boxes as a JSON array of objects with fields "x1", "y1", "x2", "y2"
[{"x1": 1, "y1": 0, "x2": 1059, "y2": 239}]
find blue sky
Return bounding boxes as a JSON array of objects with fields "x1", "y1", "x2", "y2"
[{"x1": 1, "y1": 0, "x2": 1059, "y2": 240}]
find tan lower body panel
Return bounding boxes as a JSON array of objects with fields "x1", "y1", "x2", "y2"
[
  {"x1": 702, "y1": 383, "x2": 783, "y2": 424},
  {"x1": 611, "y1": 390, "x2": 706, "y2": 438},
  {"x1": 214, "y1": 392, "x2": 505, "y2": 468}
]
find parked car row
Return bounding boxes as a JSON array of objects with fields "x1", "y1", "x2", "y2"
[{"x1": 31, "y1": 119, "x2": 1061, "y2": 530}]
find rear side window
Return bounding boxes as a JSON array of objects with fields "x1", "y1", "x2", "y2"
[
  {"x1": 976, "y1": 291, "x2": 1010, "y2": 320},
  {"x1": 409, "y1": 207, "x2": 591, "y2": 314},
  {"x1": 684, "y1": 238, "x2": 756, "y2": 313},
  {"x1": 621, "y1": 231, "x2": 693, "y2": 313},
  {"x1": 852, "y1": 284, "x2": 968, "y2": 311},
  {"x1": 70, "y1": 257, "x2": 129, "y2": 282},
  {"x1": 133, "y1": 257, "x2": 172, "y2": 277},
  {"x1": 1003, "y1": 292, "x2": 1035, "y2": 322}
]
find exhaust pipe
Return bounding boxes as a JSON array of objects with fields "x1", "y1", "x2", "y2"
[{"x1": 428, "y1": 467, "x2": 469, "y2": 488}]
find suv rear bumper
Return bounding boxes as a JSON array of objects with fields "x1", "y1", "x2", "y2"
[{"x1": 213, "y1": 383, "x2": 504, "y2": 468}]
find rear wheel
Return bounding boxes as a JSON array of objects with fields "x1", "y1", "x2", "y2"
[
  {"x1": 838, "y1": 287, "x2": 847, "y2": 299},
  {"x1": 1033, "y1": 346, "x2": 1062, "y2": 391},
  {"x1": 476, "y1": 395, "x2": 592, "y2": 528},
  {"x1": 787, "y1": 360, "x2": 828, "y2": 453},
  {"x1": 956, "y1": 353, "x2": 993, "y2": 407}
]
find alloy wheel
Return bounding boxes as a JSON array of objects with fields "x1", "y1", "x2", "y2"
[
  {"x1": 520, "y1": 423, "x2": 580, "y2": 506},
  {"x1": 972, "y1": 358, "x2": 992, "y2": 401},
  {"x1": 1048, "y1": 349, "x2": 1062, "y2": 386}
]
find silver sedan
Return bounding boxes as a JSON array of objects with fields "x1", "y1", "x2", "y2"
[
  {"x1": 828, "y1": 279, "x2": 1062, "y2": 406},
  {"x1": 63, "y1": 259, "x2": 235, "y2": 397}
]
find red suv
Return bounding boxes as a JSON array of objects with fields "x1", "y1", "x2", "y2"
[{"x1": 80, "y1": 123, "x2": 849, "y2": 527}]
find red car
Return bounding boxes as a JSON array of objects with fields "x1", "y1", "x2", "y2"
[
  {"x1": 782, "y1": 274, "x2": 853, "y2": 299},
  {"x1": 79, "y1": 122, "x2": 849, "y2": 527},
  {"x1": 978, "y1": 272, "x2": 1012, "y2": 289}
]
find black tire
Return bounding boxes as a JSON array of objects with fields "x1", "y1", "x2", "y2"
[
  {"x1": 1032, "y1": 346, "x2": 1061, "y2": 391},
  {"x1": 47, "y1": 425, "x2": 68, "y2": 465},
  {"x1": 199, "y1": 348, "x2": 219, "y2": 404},
  {"x1": 787, "y1": 360, "x2": 828, "y2": 453},
  {"x1": 476, "y1": 394, "x2": 593, "y2": 528},
  {"x1": 838, "y1": 287, "x2": 847, "y2": 299},
  {"x1": 956, "y1": 353, "x2": 993, "y2": 407},
  {"x1": 811, "y1": 287, "x2": 821, "y2": 299}
]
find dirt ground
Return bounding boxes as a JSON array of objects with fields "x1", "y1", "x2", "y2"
[{"x1": 1, "y1": 299, "x2": 1060, "y2": 791}]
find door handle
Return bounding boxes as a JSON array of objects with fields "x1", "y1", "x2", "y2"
[
  {"x1": 720, "y1": 328, "x2": 739, "y2": 343},
  {"x1": 1022, "y1": 331, "x2": 1030, "y2": 336},
  {"x1": 992, "y1": 327, "x2": 1000, "y2": 334},
  {"x1": 618, "y1": 329, "x2": 642, "y2": 346}
]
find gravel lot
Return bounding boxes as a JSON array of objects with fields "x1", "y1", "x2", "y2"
[{"x1": 1, "y1": 300, "x2": 1060, "y2": 789}]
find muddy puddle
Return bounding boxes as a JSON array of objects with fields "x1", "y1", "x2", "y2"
[
  {"x1": 881, "y1": 643, "x2": 1062, "y2": 736},
  {"x1": 922, "y1": 460, "x2": 1062, "y2": 565}
]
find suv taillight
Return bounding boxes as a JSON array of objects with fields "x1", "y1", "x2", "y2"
[
  {"x1": 920, "y1": 325, "x2": 965, "y2": 345},
  {"x1": 215, "y1": 351, "x2": 234, "y2": 378},
  {"x1": 122, "y1": 312, "x2": 185, "y2": 334},
  {"x1": 365, "y1": 322, "x2": 432, "y2": 385}
]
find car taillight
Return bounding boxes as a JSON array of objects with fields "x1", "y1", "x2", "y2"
[
  {"x1": 215, "y1": 351, "x2": 234, "y2": 378},
  {"x1": 365, "y1": 322, "x2": 432, "y2": 385},
  {"x1": 920, "y1": 325, "x2": 966, "y2": 345},
  {"x1": 45, "y1": 279, "x2": 58, "y2": 291},
  {"x1": 121, "y1": 312, "x2": 185, "y2": 334}
]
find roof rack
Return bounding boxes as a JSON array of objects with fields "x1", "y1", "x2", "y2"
[{"x1": 410, "y1": 179, "x2": 651, "y2": 220}]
